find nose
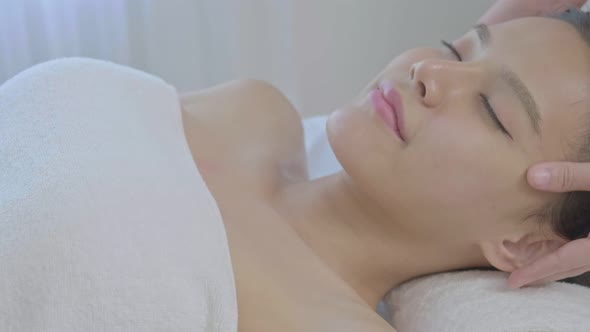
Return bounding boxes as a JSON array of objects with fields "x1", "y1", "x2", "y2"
[{"x1": 409, "y1": 59, "x2": 479, "y2": 108}]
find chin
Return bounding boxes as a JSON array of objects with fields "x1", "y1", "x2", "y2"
[
  {"x1": 327, "y1": 108, "x2": 367, "y2": 173},
  {"x1": 327, "y1": 106, "x2": 399, "y2": 188}
]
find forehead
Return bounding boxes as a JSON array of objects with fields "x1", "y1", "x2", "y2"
[{"x1": 489, "y1": 18, "x2": 590, "y2": 160}]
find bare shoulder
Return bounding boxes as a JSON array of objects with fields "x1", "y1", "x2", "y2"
[
  {"x1": 180, "y1": 79, "x2": 307, "y2": 187},
  {"x1": 180, "y1": 79, "x2": 300, "y2": 124},
  {"x1": 180, "y1": 78, "x2": 290, "y2": 105},
  {"x1": 181, "y1": 79, "x2": 303, "y2": 150}
]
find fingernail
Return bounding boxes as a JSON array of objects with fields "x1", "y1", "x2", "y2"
[
  {"x1": 507, "y1": 277, "x2": 523, "y2": 289},
  {"x1": 532, "y1": 168, "x2": 551, "y2": 187},
  {"x1": 507, "y1": 281, "x2": 521, "y2": 289}
]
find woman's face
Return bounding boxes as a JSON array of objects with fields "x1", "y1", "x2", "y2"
[{"x1": 327, "y1": 17, "x2": 590, "y2": 243}]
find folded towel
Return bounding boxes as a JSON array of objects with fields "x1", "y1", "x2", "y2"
[
  {"x1": 0, "y1": 58, "x2": 237, "y2": 331},
  {"x1": 386, "y1": 270, "x2": 590, "y2": 332}
]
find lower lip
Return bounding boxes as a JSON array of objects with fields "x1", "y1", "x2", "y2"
[{"x1": 369, "y1": 89, "x2": 403, "y2": 141}]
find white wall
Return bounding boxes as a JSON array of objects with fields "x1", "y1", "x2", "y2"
[
  {"x1": 128, "y1": 0, "x2": 496, "y2": 117},
  {"x1": 286, "y1": 0, "x2": 496, "y2": 116},
  {"x1": 1, "y1": 0, "x2": 496, "y2": 117}
]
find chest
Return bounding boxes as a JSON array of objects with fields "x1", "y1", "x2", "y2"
[{"x1": 223, "y1": 207, "x2": 389, "y2": 332}]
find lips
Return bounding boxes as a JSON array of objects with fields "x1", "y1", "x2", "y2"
[{"x1": 369, "y1": 81, "x2": 405, "y2": 142}]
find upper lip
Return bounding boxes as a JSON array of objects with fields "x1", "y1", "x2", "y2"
[{"x1": 379, "y1": 81, "x2": 406, "y2": 142}]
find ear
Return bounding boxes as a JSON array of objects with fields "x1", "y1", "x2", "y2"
[{"x1": 479, "y1": 231, "x2": 567, "y2": 272}]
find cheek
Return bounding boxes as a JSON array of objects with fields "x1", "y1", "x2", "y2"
[{"x1": 388, "y1": 122, "x2": 527, "y2": 226}]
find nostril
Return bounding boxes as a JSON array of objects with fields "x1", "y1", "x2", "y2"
[{"x1": 418, "y1": 81, "x2": 426, "y2": 98}]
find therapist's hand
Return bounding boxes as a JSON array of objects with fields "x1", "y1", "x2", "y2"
[
  {"x1": 478, "y1": 0, "x2": 586, "y2": 25},
  {"x1": 527, "y1": 162, "x2": 590, "y2": 192},
  {"x1": 507, "y1": 162, "x2": 590, "y2": 288},
  {"x1": 508, "y1": 233, "x2": 590, "y2": 289}
]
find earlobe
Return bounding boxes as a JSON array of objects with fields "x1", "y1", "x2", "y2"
[
  {"x1": 480, "y1": 238, "x2": 520, "y2": 272},
  {"x1": 480, "y1": 233, "x2": 566, "y2": 272}
]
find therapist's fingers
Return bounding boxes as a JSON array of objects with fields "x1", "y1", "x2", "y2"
[
  {"x1": 478, "y1": 0, "x2": 586, "y2": 25},
  {"x1": 528, "y1": 162, "x2": 590, "y2": 192},
  {"x1": 508, "y1": 251, "x2": 563, "y2": 289},
  {"x1": 508, "y1": 234, "x2": 590, "y2": 289},
  {"x1": 526, "y1": 265, "x2": 590, "y2": 287}
]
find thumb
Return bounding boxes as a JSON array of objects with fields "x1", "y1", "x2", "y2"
[{"x1": 528, "y1": 162, "x2": 590, "y2": 192}]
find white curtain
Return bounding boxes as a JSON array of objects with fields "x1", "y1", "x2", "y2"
[
  {"x1": 0, "y1": 0, "x2": 305, "y2": 109},
  {"x1": 1, "y1": 0, "x2": 503, "y2": 117},
  {"x1": 1, "y1": 0, "x2": 133, "y2": 81}
]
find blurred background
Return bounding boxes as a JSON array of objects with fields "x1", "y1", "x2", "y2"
[{"x1": 1, "y1": 0, "x2": 498, "y2": 117}]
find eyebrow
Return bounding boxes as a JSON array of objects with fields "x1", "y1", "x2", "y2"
[
  {"x1": 474, "y1": 23, "x2": 541, "y2": 135},
  {"x1": 474, "y1": 23, "x2": 491, "y2": 47}
]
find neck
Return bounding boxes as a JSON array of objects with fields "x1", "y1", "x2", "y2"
[{"x1": 273, "y1": 171, "x2": 486, "y2": 308}]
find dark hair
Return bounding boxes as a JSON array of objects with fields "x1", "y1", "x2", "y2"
[{"x1": 542, "y1": 8, "x2": 590, "y2": 287}]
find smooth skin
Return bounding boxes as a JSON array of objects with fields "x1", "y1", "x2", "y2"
[
  {"x1": 478, "y1": 0, "x2": 590, "y2": 290},
  {"x1": 181, "y1": 3, "x2": 587, "y2": 332},
  {"x1": 179, "y1": 3, "x2": 589, "y2": 331}
]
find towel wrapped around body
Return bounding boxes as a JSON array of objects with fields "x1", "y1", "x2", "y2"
[{"x1": 0, "y1": 58, "x2": 237, "y2": 332}]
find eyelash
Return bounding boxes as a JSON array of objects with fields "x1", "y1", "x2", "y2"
[
  {"x1": 440, "y1": 40, "x2": 512, "y2": 140},
  {"x1": 479, "y1": 94, "x2": 512, "y2": 140},
  {"x1": 441, "y1": 40, "x2": 462, "y2": 61}
]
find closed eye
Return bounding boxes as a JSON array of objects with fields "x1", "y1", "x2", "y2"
[
  {"x1": 441, "y1": 40, "x2": 462, "y2": 61},
  {"x1": 480, "y1": 94, "x2": 513, "y2": 140},
  {"x1": 441, "y1": 40, "x2": 512, "y2": 140}
]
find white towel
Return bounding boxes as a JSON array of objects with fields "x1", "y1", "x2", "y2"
[
  {"x1": 0, "y1": 58, "x2": 237, "y2": 331},
  {"x1": 386, "y1": 270, "x2": 590, "y2": 332}
]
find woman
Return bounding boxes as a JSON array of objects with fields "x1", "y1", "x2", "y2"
[{"x1": 180, "y1": 8, "x2": 590, "y2": 332}]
